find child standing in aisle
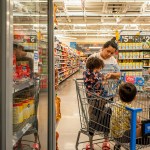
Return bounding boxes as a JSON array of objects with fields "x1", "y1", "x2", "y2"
[{"x1": 83, "y1": 57, "x2": 112, "y2": 149}]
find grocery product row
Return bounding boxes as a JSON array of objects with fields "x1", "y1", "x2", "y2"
[
  {"x1": 119, "y1": 52, "x2": 150, "y2": 59},
  {"x1": 118, "y1": 42, "x2": 150, "y2": 50},
  {"x1": 119, "y1": 60, "x2": 150, "y2": 70}
]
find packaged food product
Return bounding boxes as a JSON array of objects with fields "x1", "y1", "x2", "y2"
[
  {"x1": 13, "y1": 101, "x2": 23, "y2": 124},
  {"x1": 126, "y1": 43, "x2": 129, "y2": 49},
  {"x1": 29, "y1": 98, "x2": 35, "y2": 116},
  {"x1": 135, "y1": 43, "x2": 139, "y2": 49},
  {"x1": 129, "y1": 43, "x2": 132, "y2": 49},
  {"x1": 118, "y1": 43, "x2": 122, "y2": 50},
  {"x1": 23, "y1": 99, "x2": 30, "y2": 120},
  {"x1": 132, "y1": 43, "x2": 136, "y2": 49},
  {"x1": 122, "y1": 43, "x2": 125, "y2": 50}
]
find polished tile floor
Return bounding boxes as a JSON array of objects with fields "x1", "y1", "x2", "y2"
[{"x1": 57, "y1": 71, "x2": 105, "y2": 150}]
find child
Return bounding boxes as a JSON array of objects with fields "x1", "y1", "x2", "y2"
[
  {"x1": 83, "y1": 57, "x2": 105, "y2": 98},
  {"x1": 83, "y1": 57, "x2": 112, "y2": 149},
  {"x1": 83, "y1": 57, "x2": 111, "y2": 149},
  {"x1": 110, "y1": 82, "x2": 150, "y2": 148}
]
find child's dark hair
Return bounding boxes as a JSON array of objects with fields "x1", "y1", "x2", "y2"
[
  {"x1": 103, "y1": 40, "x2": 118, "y2": 51},
  {"x1": 119, "y1": 83, "x2": 137, "y2": 103},
  {"x1": 86, "y1": 57, "x2": 104, "y2": 71}
]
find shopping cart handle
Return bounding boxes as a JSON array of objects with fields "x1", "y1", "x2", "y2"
[
  {"x1": 126, "y1": 107, "x2": 142, "y2": 113},
  {"x1": 126, "y1": 107, "x2": 142, "y2": 150}
]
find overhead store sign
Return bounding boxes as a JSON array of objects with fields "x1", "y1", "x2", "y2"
[
  {"x1": 120, "y1": 35, "x2": 150, "y2": 43},
  {"x1": 70, "y1": 42, "x2": 77, "y2": 49}
]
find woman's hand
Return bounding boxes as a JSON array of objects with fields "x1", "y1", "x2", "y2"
[
  {"x1": 104, "y1": 72, "x2": 121, "y2": 80},
  {"x1": 104, "y1": 73, "x2": 112, "y2": 80}
]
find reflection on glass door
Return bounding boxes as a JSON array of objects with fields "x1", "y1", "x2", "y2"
[{"x1": 13, "y1": 0, "x2": 48, "y2": 149}]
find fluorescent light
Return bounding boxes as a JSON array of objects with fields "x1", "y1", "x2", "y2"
[
  {"x1": 58, "y1": 23, "x2": 150, "y2": 26},
  {"x1": 89, "y1": 47, "x2": 102, "y2": 49},
  {"x1": 74, "y1": 24, "x2": 87, "y2": 27},
  {"x1": 65, "y1": 0, "x2": 81, "y2": 5}
]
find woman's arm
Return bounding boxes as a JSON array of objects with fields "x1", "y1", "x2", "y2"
[{"x1": 105, "y1": 72, "x2": 121, "y2": 79}]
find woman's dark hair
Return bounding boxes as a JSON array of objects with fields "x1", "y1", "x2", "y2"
[
  {"x1": 86, "y1": 57, "x2": 104, "y2": 71},
  {"x1": 119, "y1": 83, "x2": 137, "y2": 103},
  {"x1": 103, "y1": 40, "x2": 118, "y2": 50}
]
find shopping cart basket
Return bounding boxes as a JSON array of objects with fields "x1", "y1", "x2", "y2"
[{"x1": 74, "y1": 78, "x2": 150, "y2": 150}]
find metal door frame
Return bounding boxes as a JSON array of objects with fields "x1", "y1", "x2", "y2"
[{"x1": 0, "y1": 0, "x2": 13, "y2": 149}]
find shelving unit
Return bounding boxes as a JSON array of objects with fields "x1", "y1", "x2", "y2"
[
  {"x1": 54, "y1": 39, "x2": 80, "y2": 84},
  {"x1": 118, "y1": 34, "x2": 150, "y2": 91}
]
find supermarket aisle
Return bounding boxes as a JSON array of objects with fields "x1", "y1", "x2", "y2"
[
  {"x1": 57, "y1": 70, "x2": 90, "y2": 150},
  {"x1": 57, "y1": 71, "x2": 81, "y2": 150},
  {"x1": 38, "y1": 92, "x2": 48, "y2": 150}
]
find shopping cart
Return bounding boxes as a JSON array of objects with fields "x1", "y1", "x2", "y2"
[{"x1": 74, "y1": 77, "x2": 150, "y2": 150}]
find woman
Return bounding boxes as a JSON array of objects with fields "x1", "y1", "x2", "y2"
[
  {"x1": 88, "y1": 40, "x2": 121, "y2": 79},
  {"x1": 86, "y1": 40, "x2": 121, "y2": 149}
]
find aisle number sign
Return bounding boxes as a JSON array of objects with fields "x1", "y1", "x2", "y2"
[{"x1": 120, "y1": 35, "x2": 150, "y2": 43}]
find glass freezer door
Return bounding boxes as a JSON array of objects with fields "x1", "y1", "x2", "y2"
[{"x1": 0, "y1": 0, "x2": 55, "y2": 149}]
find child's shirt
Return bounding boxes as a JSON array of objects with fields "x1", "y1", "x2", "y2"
[
  {"x1": 83, "y1": 69, "x2": 104, "y2": 97},
  {"x1": 111, "y1": 101, "x2": 132, "y2": 138}
]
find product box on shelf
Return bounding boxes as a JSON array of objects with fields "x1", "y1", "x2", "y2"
[
  {"x1": 122, "y1": 43, "x2": 125, "y2": 49},
  {"x1": 126, "y1": 43, "x2": 129, "y2": 49},
  {"x1": 118, "y1": 43, "x2": 122, "y2": 50}
]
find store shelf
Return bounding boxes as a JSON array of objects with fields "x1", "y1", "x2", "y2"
[
  {"x1": 120, "y1": 68, "x2": 143, "y2": 71},
  {"x1": 119, "y1": 58, "x2": 150, "y2": 60},
  {"x1": 143, "y1": 58, "x2": 150, "y2": 59},
  {"x1": 13, "y1": 79, "x2": 34, "y2": 94},
  {"x1": 59, "y1": 70, "x2": 69, "y2": 74},
  {"x1": 143, "y1": 66, "x2": 150, "y2": 68},
  {"x1": 119, "y1": 58, "x2": 144, "y2": 60},
  {"x1": 119, "y1": 49, "x2": 150, "y2": 51},
  {"x1": 13, "y1": 115, "x2": 36, "y2": 146},
  {"x1": 59, "y1": 69, "x2": 79, "y2": 84}
]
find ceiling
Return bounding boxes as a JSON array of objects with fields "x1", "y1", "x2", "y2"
[
  {"x1": 54, "y1": 0, "x2": 150, "y2": 41},
  {"x1": 13, "y1": 0, "x2": 150, "y2": 43}
]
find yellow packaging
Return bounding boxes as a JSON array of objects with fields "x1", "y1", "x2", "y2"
[
  {"x1": 129, "y1": 63, "x2": 132, "y2": 69},
  {"x1": 23, "y1": 99, "x2": 30, "y2": 120},
  {"x1": 132, "y1": 43, "x2": 136, "y2": 49},
  {"x1": 13, "y1": 102, "x2": 23, "y2": 124},
  {"x1": 122, "y1": 43, "x2": 125, "y2": 50},
  {"x1": 118, "y1": 43, "x2": 122, "y2": 50},
  {"x1": 130, "y1": 52, "x2": 133, "y2": 59},
  {"x1": 126, "y1": 43, "x2": 129, "y2": 49},
  {"x1": 129, "y1": 43, "x2": 132, "y2": 49},
  {"x1": 140, "y1": 62, "x2": 143, "y2": 69},
  {"x1": 132, "y1": 52, "x2": 136, "y2": 59},
  {"x1": 29, "y1": 98, "x2": 35, "y2": 116}
]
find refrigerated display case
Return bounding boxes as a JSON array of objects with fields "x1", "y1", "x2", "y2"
[{"x1": 0, "y1": 0, "x2": 55, "y2": 149}]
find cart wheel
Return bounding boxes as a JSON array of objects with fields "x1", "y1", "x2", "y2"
[
  {"x1": 32, "y1": 143, "x2": 39, "y2": 150},
  {"x1": 85, "y1": 143, "x2": 94, "y2": 150},
  {"x1": 114, "y1": 144, "x2": 121, "y2": 150},
  {"x1": 102, "y1": 140, "x2": 110, "y2": 150}
]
